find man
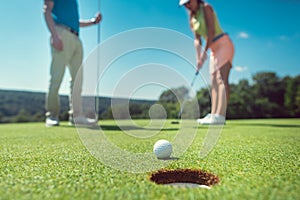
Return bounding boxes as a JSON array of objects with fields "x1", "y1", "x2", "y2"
[{"x1": 43, "y1": 0, "x2": 102, "y2": 127}]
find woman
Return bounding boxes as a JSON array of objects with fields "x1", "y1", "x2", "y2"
[{"x1": 180, "y1": 0, "x2": 234, "y2": 125}]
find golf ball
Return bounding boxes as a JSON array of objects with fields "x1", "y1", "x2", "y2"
[{"x1": 153, "y1": 139, "x2": 172, "y2": 159}]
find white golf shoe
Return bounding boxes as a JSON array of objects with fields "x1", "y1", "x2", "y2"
[
  {"x1": 196, "y1": 113, "x2": 211, "y2": 124},
  {"x1": 197, "y1": 114, "x2": 225, "y2": 125},
  {"x1": 209, "y1": 114, "x2": 225, "y2": 125},
  {"x1": 69, "y1": 116, "x2": 97, "y2": 126},
  {"x1": 45, "y1": 116, "x2": 60, "y2": 127}
]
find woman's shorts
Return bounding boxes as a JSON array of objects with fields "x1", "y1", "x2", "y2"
[{"x1": 209, "y1": 34, "x2": 234, "y2": 74}]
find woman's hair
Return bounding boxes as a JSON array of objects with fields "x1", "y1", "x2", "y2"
[{"x1": 189, "y1": 0, "x2": 204, "y2": 17}]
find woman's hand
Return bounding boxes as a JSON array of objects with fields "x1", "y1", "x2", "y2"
[
  {"x1": 196, "y1": 52, "x2": 207, "y2": 71},
  {"x1": 196, "y1": 59, "x2": 204, "y2": 72}
]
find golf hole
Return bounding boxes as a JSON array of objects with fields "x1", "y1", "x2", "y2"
[{"x1": 149, "y1": 169, "x2": 219, "y2": 189}]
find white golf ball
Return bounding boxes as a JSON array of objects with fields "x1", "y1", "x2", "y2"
[{"x1": 153, "y1": 139, "x2": 172, "y2": 159}]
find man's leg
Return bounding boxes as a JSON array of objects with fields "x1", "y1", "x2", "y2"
[
  {"x1": 46, "y1": 48, "x2": 67, "y2": 119},
  {"x1": 68, "y1": 38, "x2": 83, "y2": 119}
]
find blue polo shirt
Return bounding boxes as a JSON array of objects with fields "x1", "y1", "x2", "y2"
[{"x1": 52, "y1": 0, "x2": 80, "y2": 33}]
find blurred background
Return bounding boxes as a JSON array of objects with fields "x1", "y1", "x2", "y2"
[{"x1": 0, "y1": 0, "x2": 299, "y2": 122}]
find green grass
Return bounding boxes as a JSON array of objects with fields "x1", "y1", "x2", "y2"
[{"x1": 0, "y1": 119, "x2": 299, "y2": 200}]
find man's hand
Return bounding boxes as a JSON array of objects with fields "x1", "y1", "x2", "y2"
[
  {"x1": 51, "y1": 34, "x2": 63, "y2": 51},
  {"x1": 92, "y1": 12, "x2": 102, "y2": 24},
  {"x1": 44, "y1": 0, "x2": 63, "y2": 51}
]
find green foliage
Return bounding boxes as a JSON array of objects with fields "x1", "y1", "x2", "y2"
[
  {"x1": 227, "y1": 80, "x2": 254, "y2": 119},
  {"x1": 285, "y1": 75, "x2": 300, "y2": 117},
  {"x1": 295, "y1": 86, "x2": 300, "y2": 116},
  {"x1": 102, "y1": 101, "x2": 154, "y2": 120},
  {"x1": 252, "y1": 98, "x2": 280, "y2": 118},
  {"x1": 159, "y1": 102, "x2": 180, "y2": 118},
  {"x1": 196, "y1": 87, "x2": 211, "y2": 118},
  {"x1": 252, "y1": 72, "x2": 286, "y2": 117},
  {"x1": 0, "y1": 91, "x2": 155, "y2": 122},
  {"x1": 158, "y1": 86, "x2": 189, "y2": 103},
  {"x1": 157, "y1": 72, "x2": 300, "y2": 119},
  {"x1": 129, "y1": 103, "x2": 151, "y2": 119},
  {"x1": 0, "y1": 90, "x2": 68, "y2": 123},
  {"x1": 0, "y1": 72, "x2": 299, "y2": 122},
  {"x1": 158, "y1": 86, "x2": 191, "y2": 118},
  {"x1": 13, "y1": 109, "x2": 31, "y2": 123}
]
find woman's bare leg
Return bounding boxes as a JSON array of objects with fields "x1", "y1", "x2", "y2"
[
  {"x1": 211, "y1": 73, "x2": 218, "y2": 115},
  {"x1": 215, "y1": 62, "x2": 231, "y2": 116}
]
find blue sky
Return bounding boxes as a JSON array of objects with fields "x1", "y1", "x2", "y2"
[{"x1": 0, "y1": 0, "x2": 299, "y2": 100}]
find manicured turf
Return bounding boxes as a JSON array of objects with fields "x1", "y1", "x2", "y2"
[{"x1": 0, "y1": 119, "x2": 299, "y2": 200}]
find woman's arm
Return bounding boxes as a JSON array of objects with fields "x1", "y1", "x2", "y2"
[
  {"x1": 195, "y1": 3, "x2": 215, "y2": 70},
  {"x1": 203, "y1": 3, "x2": 215, "y2": 52},
  {"x1": 194, "y1": 33, "x2": 203, "y2": 66}
]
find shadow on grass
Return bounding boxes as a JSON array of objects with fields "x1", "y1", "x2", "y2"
[
  {"x1": 228, "y1": 122, "x2": 300, "y2": 128},
  {"x1": 58, "y1": 123, "x2": 180, "y2": 131},
  {"x1": 99, "y1": 125, "x2": 179, "y2": 132},
  {"x1": 157, "y1": 157, "x2": 179, "y2": 161},
  {"x1": 59, "y1": 121, "x2": 205, "y2": 131},
  {"x1": 55, "y1": 124, "x2": 76, "y2": 128}
]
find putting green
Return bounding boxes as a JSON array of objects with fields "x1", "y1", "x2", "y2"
[{"x1": 0, "y1": 119, "x2": 299, "y2": 199}]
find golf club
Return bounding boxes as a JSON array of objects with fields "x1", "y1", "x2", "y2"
[
  {"x1": 171, "y1": 71, "x2": 199, "y2": 124},
  {"x1": 190, "y1": 70, "x2": 199, "y2": 87},
  {"x1": 95, "y1": 0, "x2": 101, "y2": 122}
]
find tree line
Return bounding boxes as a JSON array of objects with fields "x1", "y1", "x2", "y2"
[
  {"x1": 0, "y1": 71, "x2": 299, "y2": 123},
  {"x1": 158, "y1": 72, "x2": 300, "y2": 119}
]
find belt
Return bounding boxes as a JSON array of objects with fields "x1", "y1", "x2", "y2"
[
  {"x1": 57, "y1": 24, "x2": 78, "y2": 36},
  {"x1": 69, "y1": 28, "x2": 79, "y2": 37},
  {"x1": 212, "y1": 32, "x2": 227, "y2": 42}
]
